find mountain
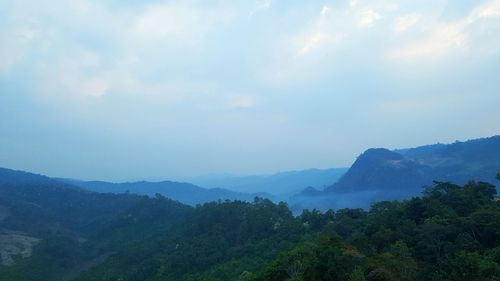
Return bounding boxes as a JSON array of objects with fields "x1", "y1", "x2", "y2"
[
  {"x1": 0, "y1": 166, "x2": 269, "y2": 206},
  {"x1": 1, "y1": 166, "x2": 498, "y2": 281},
  {"x1": 0, "y1": 167, "x2": 77, "y2": 188},
  {"x1": 0, "y1": 167, "x2": 192, "y2": 280},
  {"x1": 63, "y1": 179, "x2": 270, "y2": 206},
  {"x1": 327, "y1": 148, "x2": 431, "y2": 196},
  {"x1": 399, "y1": 136, "x2": 500, "y2": 183},
  {"x1": 291, "y1": 136, "x2": 500, "y2": 211},
  {"x1": 0, "y1": 167, "x2": 301, "y2": 281},
  {"x1": 328, "y1": 135, "x2": 500, "y2": 194},
  {"x1": 186, "y1": 168, "x2": 348, "y2": 196}
]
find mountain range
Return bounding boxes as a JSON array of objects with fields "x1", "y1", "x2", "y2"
[
  {"x1": 1, "y1": 135, "x2": 498, "y2": 211},
  {"x1": 291, "y1": 135, "x2": 500, "y2": 211},
  {"x1": 185, "y1": 168, "x2": 348, "y2": 196},
  {"x1": 0, "y1": 140, "x2": 498, "y2": 280},
  {"x1": 62, "y1": 179, "x2": 270, "y2": 206},
  {"x1": 0, "y1": 135, "x2": 499, "y2": 279},
  {"x1": 329, "y1": 135, "x2": 500, "y2": 193}
]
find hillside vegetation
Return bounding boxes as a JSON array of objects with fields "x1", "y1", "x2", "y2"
[
  {"x1": 291, "y1": 136, "x2": 500, "y2": 211},
  {"x1": 0, "y1": 167, "x2": 498, "y2": 281}
]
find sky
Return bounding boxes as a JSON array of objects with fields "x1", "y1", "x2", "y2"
[{"x1": 1, "y1": 0, "x2": 500, "y2": 181}]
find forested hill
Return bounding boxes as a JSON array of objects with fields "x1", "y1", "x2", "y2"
[
  {"x1": 1, "y1": 166, "x2": 498, "y2": 281},
  {"x1": 327, "y1": 135, "x2": 500, "y2": 195},
  {"x1": 288, "y1": 136, "x2": 500, "y2": 211},
  {"x1": 0, "y1": 168, "x2": 192, "y2": 280},
  {"x1": 0, "y1": 168, "x2": 78, "y2": 188}
]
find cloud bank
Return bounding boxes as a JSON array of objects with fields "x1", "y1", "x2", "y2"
[{"x1": 0, "y1": 0, "x2": 499, "y2": 180}]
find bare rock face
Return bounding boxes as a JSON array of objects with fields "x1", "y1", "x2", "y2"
[{"x1": 0, "y1": 231, "x2": 40, "y2": 266}]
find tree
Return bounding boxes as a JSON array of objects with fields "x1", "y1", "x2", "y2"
[{"x1": 347, "y1": 267, "x2": 366, "y2": 281}]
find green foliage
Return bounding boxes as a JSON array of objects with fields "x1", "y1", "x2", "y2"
[
  {"x1": 364, "y1": 241, "x2": 417, "y2": 281},
  {"x1": 253, "y1": 181, "x2": 499, "y2": 281},
  {"x1": 1, "y1": 178, "x2": 499, "y2": 281},
  {"x1": 347, "y1": 267, "x2": 366, "y2": 281}
]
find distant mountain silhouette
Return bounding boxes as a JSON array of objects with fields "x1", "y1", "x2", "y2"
[
  {"x1": 326, "y1": 135, "x2": 500, "y2": 195},
  {"x1": 64, "y1": 179, "x2": 270, "y2": 206},
  {"x1": 0, "y1": 167, "x2": 82, "y2": 191},
  {"x1": 187, "y1": 168, "x2": 348, "y2": 196},
  {"x1": 0, "y1": 168, "x2": 66, "y2": 186},
  {"x1": 326, "y1": 148, "x2": 431, "y2": 195},
  {"x1": 0, "y1": 167, "x2": 269, "y2": 206}
]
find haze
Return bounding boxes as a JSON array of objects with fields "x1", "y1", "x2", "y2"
[{"x1": 1, "y1": 0, "x2": 499, "y2": 181}]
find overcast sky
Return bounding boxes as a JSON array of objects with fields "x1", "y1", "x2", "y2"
[{"x1": 1, "y1": 0, "x2": 499, "y2": 181}]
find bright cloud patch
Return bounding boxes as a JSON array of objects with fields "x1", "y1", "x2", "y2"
[
  {"x1": 358, "y1": 9, "x2": 382, "y2": 28},
  {"x1": 389, "y1": 0, "x2": 500, "y2": 60},
  {"x1": 394, "y1": 13, "x2": 420, "y2": 33}
]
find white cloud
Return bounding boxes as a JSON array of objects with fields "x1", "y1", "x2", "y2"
[
  {"x1": 474, "y1": 0, "x2": 500, "y2": 18},
  {"x1": 358, "y1": 9, "x2": 382, "y2": 27},
  {"x1": 134, "y1": 3, "x2": 231, "y2": 40},
  {"x1": 0, "y1": 0, "x2": 499, "y2": 178},
  {"x1": 250, "y1": 0, "x2": 272, "y2": 16},
  {"x1": 2, "y1": 0, "x2": 500, "y2": 105},
  {"x1": 320, "y1": 5, "x2": 330, "y2": 17},
  {"x1": 298, "y1": 32, "x2": 331, "y2": 54},
  {"x1": 36, "y1": 52, "x2": 109, "y2": 99},
  {"x1": 389, "y1": 23, "x2": 467, "y2": 59},
  {"x1": 394, "y1": 13, "x2": 420, "y2": 33},
  {"x1": 290, "y1": 1, "x2": 385, "y2": 59},
  {"x1": 0, "y1": 26, "x2": 40, "y2": 74},
  {"x1": 388, "y1": 0, "x2": 500, "y2": 61}
]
